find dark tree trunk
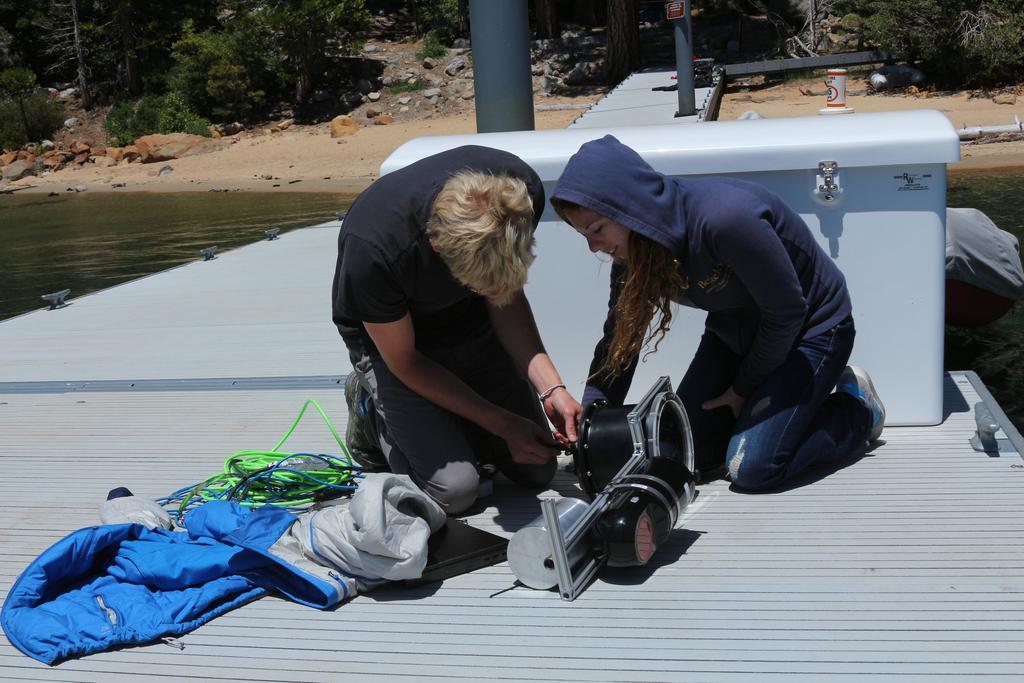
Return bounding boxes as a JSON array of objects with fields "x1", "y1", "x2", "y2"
[
  {"x1": 458, "y1": 0, "x2": 469, "y2": 36},
  {"x1": 535, "y1": 0, "x2": 558, "y2": 38},
  {"x1": 16, "y1": 98, "x2": 30, "y2": 141},
  {"x1": 571, "y1": 0, "x2": 598, "y2": 26},
  {"x1": 70, "y1": 0, "x2": 92, "y2": 109},
  {"x1": 116, "y1": 5, "x2": 142, "y2": 95},
  {"x1": 604, "y1": 0, "x2": 639, "y2": 85},
  {"x1": 407, "y1": 0, "x2": 420, "y2": 36}
]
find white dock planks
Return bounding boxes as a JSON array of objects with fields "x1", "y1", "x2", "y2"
[
  {"x1": 569, "y1": 68, "x2": 714, "y2": 128},
  {"x1": 0, "y1": 222, "x2": 350, "y2": 382},
  {"x1": 2, "y1": 373, "x2": 1024, "y2": 680}
]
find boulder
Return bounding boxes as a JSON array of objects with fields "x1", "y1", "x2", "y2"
[
  {"x1": 564, "y1": 63, "x2": 588, "y2": 86},
  {"x1": 445, "y1": 57, "x2": 467, "y2": 76},
  {"x1": 374, "y1": 115, "x2": 395, "y2": 125},
  {"x1": 330, "y1": 115, "x2": 359, "y2": 137},
  {"x1": 278, "y1": 118, "x2": 293, "y2": 130},
  {"x1": 362, "y1": 44, "x2": 378, "y2": 53},
  {"x1": 368, "y1": 91, "x2": 381, "y2": 102},
  {"x1": 93, "y1": 156, "x2": 115, "y2": 168},
  {"x1": 365, "y1": 108, "x2": 380, "y2": 119},
  {"x1": 63, "y1": 116, "x2": 80, "y2": 130},
  {"x1": 423, "y1": 57, "x2": 437, "y2": 69},
  {"x1": 39, "y1": 140, "x2": 55, "y2": 152},
  {"x1": 397, "y1": 96, "x2": 411, "y2": 105},
  {"x1": 133, "y1": 133, "x2": 228, "y2": 163},
  {"x1": 73, "y1": 152, "x2": 89, "y2": 165},
  {"x1": 122, "y1": 146, "x2": 141, "y2": 163},
  {"x1": 422, "y1": 88, "x2": 442, "y2": 99},
  {"x1": 993, "y1": 92, "x2": 1017, "y2": 105},
  {"x1": 42, "y1": 156, "x2": 63, "y2": 170},
  {"x1": 3, "y1": 160, "x2": 35, "y2": 181},
  {"x1": 70, "y1": 140, "x2": 91, "y2": 155},
  {"x1": 0, "y1": 151, "x2": 17, "y2": 166}
]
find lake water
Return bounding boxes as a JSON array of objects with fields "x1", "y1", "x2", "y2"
[
  {"x1": 2, "y1": 176, "x2": 1024, "y2": 429},
  {"x1": 946, "y1": 174, "x2": 1024, "y2": 431},
  {"x1": 0, "y1": 191, "x2": 352, "y2": 322}
]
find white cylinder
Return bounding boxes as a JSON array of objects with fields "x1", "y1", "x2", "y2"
[
  {"x1": 508, "y1": 497, "x2": 590, "y2": 589},
  {"x1": 825, "y1": 69, "x2": 848, "y2": 108}
]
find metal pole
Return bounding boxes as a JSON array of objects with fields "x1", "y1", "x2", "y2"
[
  {"x1": 671, "y1": 0, "x2": 696, "y2": 117},
  {"x1": 469, "y1": 0, "x2": 535, "y2": 132}
]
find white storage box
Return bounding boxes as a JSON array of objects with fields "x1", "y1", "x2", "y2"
[{"x1": 381, "y1": 110, "x2": 960, "y2": 425}]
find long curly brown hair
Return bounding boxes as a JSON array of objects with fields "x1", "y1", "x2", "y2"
[{"x1": 597, "y1": 231, "x2": 686, "y2": 380}]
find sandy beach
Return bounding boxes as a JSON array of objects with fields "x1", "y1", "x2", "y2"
[
  {"x1": 3, "y1": 102, "x2": 597, "y2": 196},
  {"x1": 4, "y1": 75, "x2": 1023, "y2": 197}
]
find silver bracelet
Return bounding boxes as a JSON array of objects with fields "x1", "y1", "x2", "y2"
[{"x1": 538, "y1": 383, "x2": 566, "y2": 402}]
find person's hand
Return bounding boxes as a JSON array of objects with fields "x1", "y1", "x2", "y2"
[
  {"x1": 499, "y1": 414, "x2": 560, "y2": 465},
  {"x1": 543, "y1": 387, "x2": 582, "y2": 444},
  {"x1": 702, "y1": 387, "x2": 745, "y2": 418}
]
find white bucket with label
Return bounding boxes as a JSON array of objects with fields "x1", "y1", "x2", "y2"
[{"x1": 821, "y1": 68, "x2": 855, "y2": 114}]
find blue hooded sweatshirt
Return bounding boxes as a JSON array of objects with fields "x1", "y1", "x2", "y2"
[{"x1": 551, "y1": 135, "x2": 851, "y2": 404}]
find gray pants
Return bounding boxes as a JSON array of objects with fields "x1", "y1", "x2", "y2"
[{"x1": 351, "y1": 328, "x2": 556, "y2": 514}]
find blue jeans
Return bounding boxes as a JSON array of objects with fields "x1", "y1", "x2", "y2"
[{"x1": 677, "y1": 316, "x2": 869, "y2": 491}]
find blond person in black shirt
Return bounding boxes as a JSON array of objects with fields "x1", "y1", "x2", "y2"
[{"x1": 332, "y1": 146, "x2": 582, "y2": 514}]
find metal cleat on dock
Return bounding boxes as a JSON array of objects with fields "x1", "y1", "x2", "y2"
[
  {"x1": 265, "y1": 228, "x2": 280, "y2": 241},
  {"x1": 970, "y1": 402, "x2": 1002, "y2": 453},
  {"x1": 200, "y1": 246, "x2": 218, "y2": 261},
  {"x1": 40, "y1": 289, "x2": 70, "y2": 310}
]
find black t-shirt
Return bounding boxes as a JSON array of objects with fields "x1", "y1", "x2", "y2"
[{"x1": 332, "y1": 145, "x2": 545, "y2": 356}]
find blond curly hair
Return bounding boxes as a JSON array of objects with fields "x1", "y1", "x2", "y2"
[{"x1": 426, "y1": 170, "x2": 536, "y2": 306}]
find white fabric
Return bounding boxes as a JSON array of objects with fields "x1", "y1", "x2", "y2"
[
  {"x1": 946, "y1": 208, "x2": 1024, "y2": 300},
  {"x1": 98, "y1": 496, "x2": 174, "y2": 530},
  {"x1": 289, "y1": 473, "x2": 446, "y2": 584}
]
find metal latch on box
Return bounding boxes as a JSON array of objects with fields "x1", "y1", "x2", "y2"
[{"x1": 815, "y1": 161, "x2": 841, "y2": 201}]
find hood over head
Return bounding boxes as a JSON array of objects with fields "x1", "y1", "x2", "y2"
[{"x1": 551, "y1": 135, "x2": 688, "y2": 256}]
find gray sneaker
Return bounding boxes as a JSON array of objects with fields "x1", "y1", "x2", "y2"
[{"x1": 837, "y1": 366, "x2": 886, "y2": 442}]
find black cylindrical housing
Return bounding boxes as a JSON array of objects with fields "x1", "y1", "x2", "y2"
[
  {"x1": 575, "y1": 401, "x2": 635, "y2": 499},
  {"x1": 595, "y1": 497, "x2": 659, "y2": 567}
]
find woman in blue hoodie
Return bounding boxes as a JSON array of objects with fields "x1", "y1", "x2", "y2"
[{"x1": 551, "y1": 135, "x2": 885, "y2": 490}]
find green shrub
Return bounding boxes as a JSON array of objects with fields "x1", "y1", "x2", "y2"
[
  {"x1": 206, "y1": 61, "x2": 265, "y2": 120},
  {"x1": 105, "y1": 93, "x2": 210, "y2": 146},
  {"x1": 841, "y1": 13, "x2": 862, "y2": 30},
  {"x1": 413, "y1": 0, "x2": 461, "y2": 43},
  {"x1": 168, "y1": 20, "x2": 280, "y2": 121},
  {"x1": 859, "y1": 0, "x2": 1024, "y2": 87},
  {"x1": 105, "y1": 94, "x2": 162, "y2": 146},
  {"x1": 416, "y1": 31, "x2": 448, "y2": 60},
  {"x1": 387, "y1": 80, "x2": 423, "y2": 95},
  {"x1": 157, "y1": 92, "x2": 211, "y2": 137},
  {"x1": 0, "y1": 93, "x2": 65, "y2": 151}
]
